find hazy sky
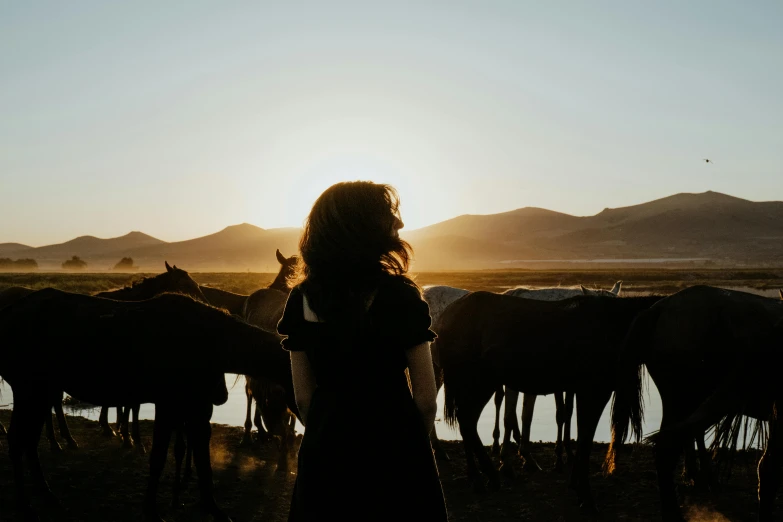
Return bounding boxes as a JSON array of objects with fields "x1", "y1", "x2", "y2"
[{"x1": 2, "y1": 1, "x2": 782, "y2": 246}]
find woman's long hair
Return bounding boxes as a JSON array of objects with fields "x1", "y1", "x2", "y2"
[{"x1": 297, "y1": 181, "x2": 416, "y2": 323}]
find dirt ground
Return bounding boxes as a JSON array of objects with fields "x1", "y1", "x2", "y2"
[{"x1": 0, "y1": 411, "x2": 773, "y2": 522}]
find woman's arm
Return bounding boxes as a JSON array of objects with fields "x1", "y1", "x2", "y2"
[
  {"x1": 290, "y1": 351, "x2": 316, "y2": 427},
  {"x1": 405, "y1": 342, "x2": 438, "y2": 435}
]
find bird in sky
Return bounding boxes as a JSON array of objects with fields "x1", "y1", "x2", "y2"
[{"x1": 703, "y1": 158, "x2": 713, "y2": 164}]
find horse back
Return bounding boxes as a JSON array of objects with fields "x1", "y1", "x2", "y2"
[
  {"x1": 0, "y1": 286, "x2": 35, "y2": 311},
  {"x1": 243, "y1": 288, "x2": 288, "y2": 333}
]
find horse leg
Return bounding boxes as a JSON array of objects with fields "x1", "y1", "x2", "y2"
[
  {"x1": 499, "y1": 388, "x2": 519, "y2": 474},
  {"x1": 241, "y1": 382, "x2": 254, "y2": 446},
  {"x1": 26, "y1": 408, "x2": 59, "y2": 508},
  {"x1": 564, "y1": 391, "x2": 575, "y2": 463},
  {"x1": 116, "y1": 406, "x2": 124, "y2": 433},
  {"x1": 121, "y1": 405, "x2": 134, "y2": 449},
  {"x1": 569, "y1": 389, "x2": 612, "y2": 515},
  {"x1": 45, "y1": 407, "x2": 62, "y2": 453},
  {"x1": 99, "y1": 405, "x2": 116, "y2": 437},
  {"x1": 519, "y1": 393, "x2": 542, "y2": 472},
  {"x1": 187, "y1": 403, "x2": 231, "y2": 522},
  {"x1": 184, "y1": 441, "x2": 194, "y2": 484},
  {"x1": 254, "y1": 399, "x2": 268, "y2": 442},
  {"x1": 491, "y1": 385, "x2": 504, "y2": 456},
  {"x1": 653, "y1": 410, "x2": 687, "y2": 522},
  {"x1": 133, "y1": 404, "x2": 145, "y2": 454},
  {"x1": 172, "y1": 425, "x2": 186, "y2": 508},
  {"x1": 53, "y1": 396, "x2": 78, "y2": 450},
  {"x1": 9, "y1": 396, "x2": 49, "y2": 521},
  {"x1": 144, "y1": 405, "x2": 175, "y2": 522},
  {"x1": 554, "y1": 392, "x2": 565, "y2": 473},
  {"x1": 758, "y1": 404, "x2": 782, "y2": 522},
  {"x1": 458, "y1": 384, "x2": 500, "y2": 493},
  {"x1": 0, "y1": 421, "x2": 6, "y2": 435}
]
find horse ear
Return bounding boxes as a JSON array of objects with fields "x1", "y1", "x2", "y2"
[
  {"x1": 276, "y1": 249, "x2": 286, "y2": 265},
  {"x1": 173, "y1": 264, "x2": 179, "y2": 270},
  {"x1": 165, "y1": 261, "x2": 172, "y2": 272},
  {"x1": 580, "y1": 285, "x2": 588, "y2": 294},
  {"x1": 611, "y1": 281, "x2": 623, "y2": 295}
]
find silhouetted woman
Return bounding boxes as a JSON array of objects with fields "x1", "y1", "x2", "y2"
[{"x1": 278, "y1": 181, "x2": 448, "y2": 521}]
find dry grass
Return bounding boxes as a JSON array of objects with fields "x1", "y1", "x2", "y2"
[{"x1": 2, "y1": 268, "x2": 783, "y2": 297}]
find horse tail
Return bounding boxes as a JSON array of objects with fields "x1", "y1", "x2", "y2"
[
  {"x1": 604, "y1": 305, "x2": 661, "y2": 475},
  {"x1": 442, "y1": 352, "x2": 459, "y2": 429}
]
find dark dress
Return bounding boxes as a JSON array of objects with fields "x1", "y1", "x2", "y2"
[{"x1": 278, "y1": 275, "x2": 448, "y2": 522}]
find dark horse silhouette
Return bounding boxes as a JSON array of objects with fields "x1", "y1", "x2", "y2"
[
  {"x1": 606, "y1": 285, "x2": 783, "y2": 522},
  {"x1": 93, "y1": 261, "x2": 208, "y2": 448},
  {"x1": 0, "y1": 288, "x2": 295, "y2": 522},
  {"x1": 0, "y1": 286, "x2": 79, "y2": 452},
  {"x1": 437, "y1": 291, "x2": 660, "y2": 513},
  {"x1": 240, "y1": 250, "x2": 299, "y2": 469},
  {"x1": 199, "y1": 285, "x2": 249, "y2": 316}
]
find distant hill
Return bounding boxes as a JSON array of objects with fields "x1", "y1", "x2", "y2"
[
  {"x1": 5, "y1": 191, "x2": 783, "y2": 271},
  {"x1": 403, "y1": 191, "x2": 783, "y2": 269},
  {"x1": 0, "y1": 243, "x2": 33, "y2": 257}
]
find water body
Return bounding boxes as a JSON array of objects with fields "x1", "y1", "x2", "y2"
[{"x1": 0, "y1": 374, "x2": 661, "y2": 444}]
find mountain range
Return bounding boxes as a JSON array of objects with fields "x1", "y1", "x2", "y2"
[{"x1": 3, "y1": 191, "x2": 783, "y2": 271}]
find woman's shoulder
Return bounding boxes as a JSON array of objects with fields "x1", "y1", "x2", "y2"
[{"x1": 378, "y1": 274, "x2": 423, "y2": 303}]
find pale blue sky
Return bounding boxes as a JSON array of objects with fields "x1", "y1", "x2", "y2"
[{"x1": 1, "y1": 1, "x2": 781, "y2": 246}]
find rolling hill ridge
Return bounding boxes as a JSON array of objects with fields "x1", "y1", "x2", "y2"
[{"x1": 3, "y1": 192, "x2": 782, "y2": 271}]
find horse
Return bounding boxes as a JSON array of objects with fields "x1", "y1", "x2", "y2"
[
  {"x1": 199, "y1": 286, "x2": 248, "y2": 316},
  {"x1": 0, "y1": 288, "x2": 296, "y2": 522},
  {"x1": 240, "y1": 250, "x2": 299, "y2": 468},
  {"x1": 642, "y1": 318, "x2": 783, "y2": 522},
  {"x1": 606, "y1": 285, "x2": 783, "y2": 521},
  {"x1": 421, "y1": 281, "x2": 622, "y2": 468},
  {"x1": 0, "y1": 286, "x2": 78, "y2": 452},
  {"x1": 93, "y1": 261, "x2": 208, "y2": 448},
  {"x1": 437, "y1": 291, "x2": 660, "y2": 513},
  {"x1": 500, "y1": 281, "x2": 622, "y2": 471}
]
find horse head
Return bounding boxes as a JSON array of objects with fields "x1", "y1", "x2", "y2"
[
  {"x1": 270, "y1": 249, "x2": 300, "y2": 292},
  {"x1": 143, "y1": 262, "x2": 207, "y2": 303}
]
